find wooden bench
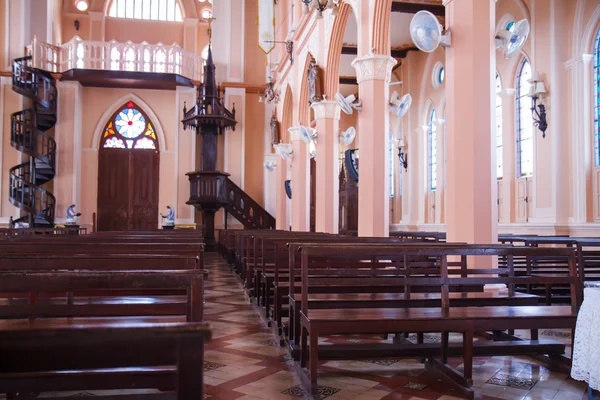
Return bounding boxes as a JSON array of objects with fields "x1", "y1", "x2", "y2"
[{"x1": 296, "y1": 245, "x2": 580, "y2": 399}]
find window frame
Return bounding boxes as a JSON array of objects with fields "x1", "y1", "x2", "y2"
[
  {"x1": 101, "y1": 101, "x2": 159, "y2": 150},
  {"x1": 107, "y1": 0, "x2": 184, "y2": 22},
  {"x1": 516, "y1": 57, "x2": 534, "y2": 178},
  {"x1": 594, "y1": 27, "x2": 600, "y2": 167},
  {"x1": 428, "y1": 107, "x2": 437, "y2": 191}
]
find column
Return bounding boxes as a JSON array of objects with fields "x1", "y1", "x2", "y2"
[
  {"x1": 263, "y1": 153, "x2": 279, "y2": 218},
  {"x1": 275, "y1": 152, "x2": 288, "y2": 229},
  {"x1": 183, "y1": 18, "x2": 198, "y2": 54},
  {"x1": 289, "y1": 127, "x2": 310, "y2": 231},
  {"x1": 88, "y1": 12, "x2": 105, "y2": 42},
  {"x1": 312, "y1": 101, "x2": 341, "y2": 233},
  {"x1": 572, "y1": 55, "x2": 594, "y2": 222},
  {"x1": 444, "y1": 0, "x2": 497, "y2": 245},
  {"x1": 352, "y1": 54, "x2": 396, "y2": 237},
  {"x1": 55, "y1": 81, "x2": 83, "y2": 224},
  {"x1": 499, "y1": 88, "x2": 516, "y2": 223}
]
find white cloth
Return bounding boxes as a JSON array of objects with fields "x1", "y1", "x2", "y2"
[{"x1": 571, "y1": 286, "x2": 600, "y2": 390}]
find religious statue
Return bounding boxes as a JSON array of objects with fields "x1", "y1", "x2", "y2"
[
  {"x1": 307, "y1": 57, "x2": 322, "y2": 105},
  {"x1": 66, "y1": 204, "x2": 82, "y2": 225},
  {"x1": 160, "y1": 205, "x2": 175, "y2": 227},
  {"x1": 270, "y1": 113, "x2": 280, "y2": 146},
  {"x1": 8, "y1": 216, "x2": 14, "y2": 229}
]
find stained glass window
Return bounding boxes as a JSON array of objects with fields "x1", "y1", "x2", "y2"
[
  {"x1": 108, "y1": 0, "x2": 183, "y2": 22},
  {"x1": 102, "y1": 101, "x2": 158, "y2": 150},
  {"x1": 496, "y1": 73, "x2": 503, "y2": 179},
  {"x1": 594, "y1": 27, "x2": 600, "y2": 166},
  {"x1": 428, "y1": 107, "x2": 437, "y2": 191},
  {"x1": 389, "y1": 129, "x2": 394, "y2": 198},
  {"x1": 438, "y1": 67, "x2": 445, "y2": 85},
  {"x1": 516, "y1": 58, "x2": 533, "y2": 177}
]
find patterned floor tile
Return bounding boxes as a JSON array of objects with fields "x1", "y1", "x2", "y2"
[
  {"x1": 281, "y1": 384, "x2": 341, "y2": 399},
  {"x1": 486, "y1": 372, "x2": 538, "y2": 390}
]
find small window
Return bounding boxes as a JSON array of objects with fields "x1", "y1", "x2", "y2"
[
  {"x1": 108, "y1": 0, "x2": 183, "y2": 22},
  {"x1": 496, "y1": 73, "x2": 503, "y2": 180},
  {"x1": 506, "y1": 21, "x2": 515, "y2": 30},
  {"x1": 201, "y1": 8, "x2": 212, "y2": 20},
  {"x1": 432, "y1": 62, "x2": 444, "y2": 89}
]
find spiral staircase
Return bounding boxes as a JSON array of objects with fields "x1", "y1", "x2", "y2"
[{"x1": 9, "y1": 56, "x2": 57, "y2": 227}]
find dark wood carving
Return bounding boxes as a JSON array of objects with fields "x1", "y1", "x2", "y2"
[
  {"x1": 307, "y1": 57, "x2": 323, "y2": 104},
  {"x1": 338, "y1": 160, "x2": 358, "y2": 235},
  {"x1": 97, "y1": 149, "x2": 160, "y2": 231}
]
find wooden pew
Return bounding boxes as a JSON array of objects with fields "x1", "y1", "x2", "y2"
[
  {"x1": 0, "y1": 253, "x2": 205, "y2": 322},
  {"x1": 296, "y1": 245, "x2": 579, "y2": 399},
  {"x1": 0, "y1": 270, "x2": 210, "y2": 399}
]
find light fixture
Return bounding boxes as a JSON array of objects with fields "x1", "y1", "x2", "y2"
[
  {"x1": 75, "y1": 0, "x2": 89, "y2": 11},
  {"x1": 397, "y1": 136, "x2": 408, "y2": 171},
  {"x1": 528, "y1": 72, "x2": 548, "y2": 138},
  {"x1": 301, "y1": 0, "x2": 340, "y2": 19}
]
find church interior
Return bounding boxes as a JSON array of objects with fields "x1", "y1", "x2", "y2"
[{"x1": 1, "y1": 0, "x2": 600, "y2": 399}]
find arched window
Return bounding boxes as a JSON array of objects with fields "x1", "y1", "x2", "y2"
[
  {"x1": 108, "y1": 0, "x2": 183, "y2": 22},
  {"x1": 496, "y1": 73, "x2": 503, "y2": 179},
  {"x1": 516, "y1": 57, "x2": 533, "y2": 177},
  {"x1": 594, "y1": 27, "x2": 600, "y2": 166},
  {"x1": 428, "y1": 107, "x2": 437, "y2": 191},
  {"x1": 102, "y1": 101, "x2": 159, "y2": 150}
]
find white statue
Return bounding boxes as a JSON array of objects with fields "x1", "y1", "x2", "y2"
[
  {"x1": 66, "y1": 204, "x2": 82, "y2": 225},
  {"x1": 160, "y1": 205, "x2": 175, "y2": 227}
]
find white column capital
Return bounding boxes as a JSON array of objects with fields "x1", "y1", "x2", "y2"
[
  {"x1": 498, "y1": 88, "x2": 516, "y2": 98},
  {"x1": 351, "y1": 54, "x2": 397, "y2": 84},
  {"x1": 288, "y1": 127, "x2": 302, "y2": 142},
  {"x1": 311, "y1": 101, "x2": 341, "y2": 120}
]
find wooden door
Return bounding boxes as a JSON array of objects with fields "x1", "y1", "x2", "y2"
[{"x1": 97, "y1": 149, "x2": 160, "y2": 231}]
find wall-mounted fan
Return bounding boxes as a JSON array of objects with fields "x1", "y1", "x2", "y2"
[
  {"x1": 284, "y1": 180, "x2": 292, "y2": 199},
  {"x1": 410, "y1": 10, "x2": 451, "y2": 53},
  {"x1": 495, "y1": 19, "x2": 530, "y2": 59},
  {"x1": 389, "y1": 92, "x2": 412, "y2": 119},
  {"x1": 344, "y1": 149, "x2": 359, "y2": 183},
  {"x1": 339, "y1": 126, "x2": 356, "y2": 146},
  {"x1": 264, "y1": 161, "x2": 277, "y2": 171},
  {"x1": 335, "y1": 93, "x2": 362, "y2": 115},
  {"x1": 299, "y1": 125, "x2": 317, "y2": 145}
]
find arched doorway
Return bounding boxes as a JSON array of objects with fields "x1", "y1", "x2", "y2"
[{"x1": 97, "y1": 101, "x2": 160, "y2": 231}]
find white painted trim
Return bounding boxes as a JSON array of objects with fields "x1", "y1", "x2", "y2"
[
  {"x1": 225, "y1": 87, "x2": 246, "y2": 189},
  {"x1": 4, "y1": 0, "x2": 9, "y2": 70},
  {"x1": 90, "y1": 93, "x2": 167, "y2": 152},
  {"x1": 174, "y1": 88, "x2": 181, "y2": 214},
  {"x1": 72, "y1": 82, "x2": 83, "y2": 209}
]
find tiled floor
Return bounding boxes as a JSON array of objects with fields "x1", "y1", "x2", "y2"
[{"x1": 5, "y1": 254, "x2": 593, "y2": 400}]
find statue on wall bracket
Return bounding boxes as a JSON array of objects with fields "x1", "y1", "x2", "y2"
[
  {"x1": 160, "y1": 205, "x2": 175, "y2": 228},
  {"x1": 270, "y1": 113, "x2": 280, "y2": 146},
  {"x1": 66, "y1": 204, "x2": 82, "y2": 226},
  {"x1": 307, "y1": 57, "x2": 323, "y2": 105}
]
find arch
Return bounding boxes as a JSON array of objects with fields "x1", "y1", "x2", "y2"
[
  {"x1": 515, "y1": 56, "x2": 534, "y2": 178},
  {"x1": 581, "y1": 5, "x2": 600, "y2": 54},
  {"x1": 104, "y1": 0, "x2": 187, "y2": 20},
  {"x1": 92, "y1": 93, "x2": 167, "y2": 152},
  {"x1": 100, "y1": 101, "x2": 160, "y2": 150},
  {"x1": 371, "y1": 0, "x2": 392, "y2": 55},
  {"x1": 324, "y1": 2, "x2": 352, "y2": 99},
  {"x1": 298, "y1": 52, "x2": 316, "y2": 127}
]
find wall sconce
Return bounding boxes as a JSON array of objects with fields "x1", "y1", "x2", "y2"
[
  {"x1": 397, "y1": 137, "x2": 408, "y2": 171},
  {"x1": 300, "y1": 0, "x2": 340, "y2": 18},
  {"x1": 528, "y1": 72, "x2": 548, "y2": 138},
  {"x1": 74, "y1": 0, "x2": 89, "y2": 11}
]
